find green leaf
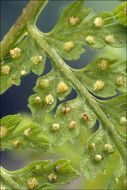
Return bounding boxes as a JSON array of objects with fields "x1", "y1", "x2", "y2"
[
  {"x1": 113, "y1": 2, "x2": 127, "y2": 26},
  {"x1": 28, "y1": 55, "x2": 126, "y2": 154},
  {"x1": 0, "y1": 114, "x2": 49, "y2": 152},
  {"x1": 48, "y1": 0, "x2": 91, "y2": 35},
  {"x1": 73, "y1": 58, "x2": 126, "y2": 97},
  {"x1": 44, "y1": 0, "x2": 126, "y2": 60},
  {"x1": 80, "y1": 95, "x2": 126, "y2": 180},
  {"x1": 0, "y1": 159, "x2": 80, "y2": 190},
  {"x1": 28, "y1": 65, "x2": 72, "y2": 123},
  {"x1": 0, "y1": 35, "x2": 46, "y2": 94},
  {"x1": 42, "y1": 96, "x2": 96, "y2": 151},
  {"x1": 98, "y1": 95, "x2": 127, "y2": 139},
  {"x1": 80, "y1": 127, "x2": 115, "y2": 180},
  {"x1": 28, "y1": 66, "x2": 97, "y2": 151},
  {"x1": 105, "y1": 159, "x2": 126, "y2": 190}
]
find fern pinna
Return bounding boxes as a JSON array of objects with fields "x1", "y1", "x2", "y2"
[{"x1": 0, "y1": 0, "x2": 126, "y2": 189}]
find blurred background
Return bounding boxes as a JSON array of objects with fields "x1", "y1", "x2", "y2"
[{"x1": 0, "y1": 0, "x2": 124, "y2": 189}]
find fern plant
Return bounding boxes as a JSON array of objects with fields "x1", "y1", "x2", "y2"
[{"x1": 0, "y1": 0, "x2": 126, "y2": 189}]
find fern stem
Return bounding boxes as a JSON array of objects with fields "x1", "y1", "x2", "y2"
[
  {"x1": 29, "y1": 26, "x2": 126, "y2": 160},
  {"x1": 0, "y1": 0, "x2": 48, "y2": 61},
  {"x1": 0, "y1": 167, "x2": 20, "y2": 189}
]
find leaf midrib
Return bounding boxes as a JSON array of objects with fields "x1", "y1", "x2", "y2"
[{"x1": 28, "y1": 25, "x2": 126, "y2": 161}]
